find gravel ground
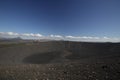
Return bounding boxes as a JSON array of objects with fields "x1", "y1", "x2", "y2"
[{"x1": 0, "y1": 62, "x2": 120, "y2": 80}]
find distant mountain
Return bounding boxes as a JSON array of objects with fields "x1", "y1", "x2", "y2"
[
  {"x1": 0, "y1": 37, "x2": 23, "y2": 42},
  {"x1": 11, "y1": 37, "x2": 22, "y2": 40}
]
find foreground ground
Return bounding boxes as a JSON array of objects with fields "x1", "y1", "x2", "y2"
[
  {"x1": 0, "y1": 62, "x2": 120, "y2": 80},
  {"x1": 0, "y1": 41, "x2": 120, "y2": 80}
]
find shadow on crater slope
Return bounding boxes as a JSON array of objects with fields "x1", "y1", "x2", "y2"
[{"x1": 23, "y1": 51, "x2": 63, "y2": 64}]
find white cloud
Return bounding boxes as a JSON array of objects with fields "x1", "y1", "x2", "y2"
[
  {"x1": 20, "y1": 33, "x2": 42, "y2": 37},
  {"x1": 22, "y1": 33, "x2": 42, "y2": 37},
  {"x1": 0, "y1": 32, "x2": 43, "y2": 39},
  {"x1": 50, "y1": 35, "x2": 63, "y2": 38},
  {"x1": 0, "y1": 32, "x2": 120, "y2": 42},
  {"x1": 22, "y1": 33, "x2": 30, "y2": 36},
  {"x1": 0, "y1": 32, "x2": 19, "y2": 36},
  {"x1": 65, "y1": 36, "x2": 100, "y2": 40},
  {"x1": 65, "y1": 35, "x2": 120, "y2": 42},
  {"x1": 65, "y1": 36, "x2": 77, "y2": 38},
  {"x1": 48, "y1": 35, "x2": 64, "y2": 40},
  {"x1": 65, "y1": 36, "x2": 97, "y2": 42},
  {"x1": 34, "y1": 33, "x2": 42, "y2": 37},
  {"x1": 103, "y1": 36, "x2": 110, "y2": 39},
  {"x1": 7, "y1": 32, "x2": 14, "y2": 35}
]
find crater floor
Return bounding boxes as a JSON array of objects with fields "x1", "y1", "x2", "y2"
[{"x1": 0, "y1": 41, "x2": 120, "y2": 80}]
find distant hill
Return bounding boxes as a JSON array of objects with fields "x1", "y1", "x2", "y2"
[{"x1": 0, "y1": 37, "x2": 23, "y2": 42}]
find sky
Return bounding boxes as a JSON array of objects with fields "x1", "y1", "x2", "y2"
[{"x1": 0, "y1": 0, "x2": 120, "y2": 42}]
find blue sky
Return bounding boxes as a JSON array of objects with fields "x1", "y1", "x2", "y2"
[{"x1": 0, "y1": 0, "x2": 120, "y2": 41}]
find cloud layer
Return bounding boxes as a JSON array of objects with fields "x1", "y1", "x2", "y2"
[
  {"x1": 0, "y1": 32, "x2": 43, "y2": 39},
  {"x1": 0, "y1": 32, "x2": 120, "y2": 42},
  {"x1": 65, "y1": 36, "x2": 120, "y2": 42}
]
